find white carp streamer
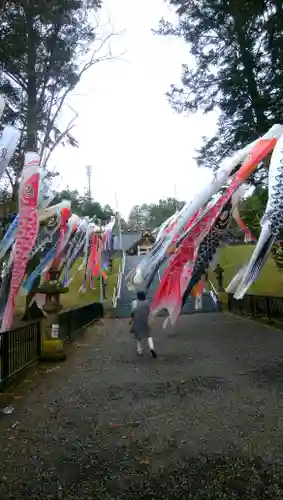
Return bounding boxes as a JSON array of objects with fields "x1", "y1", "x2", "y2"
[{"x1": 126, "y1": 124, "x2": 283, "y2": 326}]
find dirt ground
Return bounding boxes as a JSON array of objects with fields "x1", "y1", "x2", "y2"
[{"x1": 1, "y1": 313, "x2": 283, "y2": 499}]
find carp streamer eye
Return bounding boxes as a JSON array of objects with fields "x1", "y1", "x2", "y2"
[
  {"x1": 219, "y1": 210, "x2": 229, "y2": 220},
  {"x1": 25, "y1": 184, "x2": 34, "y2": 198},
  {"x1": 47, "y1": 216, "x2": 57, "y2": 228},
  {"x1": 230, "y1": 163, "x2": 241, "y2": 177}
]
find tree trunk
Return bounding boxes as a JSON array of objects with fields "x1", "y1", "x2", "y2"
[
  {"x1": 268, "y1": 0, "x2": 283, "y2": 68},
  {"x1": 24, "y1": 3, "x2": 38, "y2": 319},
  {"x1": 26, "y1": 2, "x2": 37, "y2": 151},
  {"x1": 232, "y1": 12, "x2": 269, "y2": 134}
]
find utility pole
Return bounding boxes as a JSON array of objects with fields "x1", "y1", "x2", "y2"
[
  {"x1": 86, "y1": 165, "x2": 92, "y2": 201},
  {"x1": 173, "y1": 184, "x2": 178, "y2": 212}
]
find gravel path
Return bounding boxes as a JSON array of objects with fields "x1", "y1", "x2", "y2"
[{"x1": 1, "y1": 313, "x2": 283, "y2": 499}]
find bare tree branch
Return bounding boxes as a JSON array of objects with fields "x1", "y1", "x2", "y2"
[
  {"x1": 39, "y1": 82, "x2": 60, "y2": 162},
  {"x1": 5, "y1": 168, "x2": 14, "y2": 189},
  {"x1": 37, "y1": 5, "x2": 66, "y2": 109},
  {"x1": 41, "y1": 109, "x2": 78, "y2": 168},
  {"x1": 38, "y1": 17, "x2": 125, "y2": 166},
  {"x1": 0, "y1": 65, "x2": 28, "y2": 91}
]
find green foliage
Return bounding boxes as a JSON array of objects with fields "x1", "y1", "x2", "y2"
[
  {"x1": 127, "y1": 203, "x2": 152, "y2": 230},
  {"x1": 157, "y1": 0, "x2": 283, "y2": 182},
  {"x1": 149, "y1": 197, "x2": 185, "y2": 228},
  {"x1": 0, "y1": 0, "x2": 103, "y2": 194},
  {"x1": 209, "y1": 244, "x2": 283, "y2": 297},
  {"x1": 127, "y1": 198, "x2": 185, "y2": 230},
  {"x1": 239, "y1": 187, "x2": 268, "y2": 238},
  {"x1": 54, "y1": 187, "x2": 114, "y2": 222},
  {"x1": 240, "y1": 188, "x2": 283, "y2": 244}
]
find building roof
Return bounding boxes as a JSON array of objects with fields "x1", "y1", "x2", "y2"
[
  {"x1": 126, "y1": 232, "x2": 156, "y2": 255},
  {"x1": 112, "y1": 230, "x2": 142, "y2": 251}
]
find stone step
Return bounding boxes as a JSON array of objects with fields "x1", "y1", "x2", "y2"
[{"x1": 116, "y1": 255, "x2": 220, "y2": 318}]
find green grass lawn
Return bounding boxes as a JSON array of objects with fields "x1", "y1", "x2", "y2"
[
  {"x1": 61, "y1": 256, "x2": 121, "y2": 309},
  {"x1": 15, "y1": 255, "x2": 122, "y2": 314},
  {"x1": 209, "y1": 244, "x2": 283, "y2": 297}
]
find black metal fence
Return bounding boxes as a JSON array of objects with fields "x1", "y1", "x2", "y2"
[
  {"x1": 0, "y1": 302, "x2": 104, "y2": 387},
  {"x1": 59, "y1": 302, "x2": 104, "y2": 342},
  {"x1": 228, "y1": 293, "x2": 283, "y2": 323},
  {"x1": 0, "y1": 321, "x2": 41, "y2": 386}
]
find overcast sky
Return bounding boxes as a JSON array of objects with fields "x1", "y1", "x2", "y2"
[{"x1": 51, "y1": 0, "x2": 217, "y2": 219}]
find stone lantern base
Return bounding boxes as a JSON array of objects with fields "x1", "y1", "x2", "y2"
[{"x1": 37, "y1": 281, "x2": 69, "y2": 362}]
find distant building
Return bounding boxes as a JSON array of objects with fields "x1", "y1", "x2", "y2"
[
  {"x1": 112, "y1": 229, "x2": 142, "y2": 251},
  {"x1": 126, "y1": 231, "x2": 156, "y2": 256}
]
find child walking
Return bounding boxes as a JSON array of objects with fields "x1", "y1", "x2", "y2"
[{"x1": 130, "y1": 291, "x2": 157, "y2": 358}]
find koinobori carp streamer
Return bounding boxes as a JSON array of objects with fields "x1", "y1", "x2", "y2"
[
  {"x1": 0, "y1": 119, "x2": 283, "y2": 330},
  {"x1": 124, "y1": 124, "x2": 283, "y2": 328}
]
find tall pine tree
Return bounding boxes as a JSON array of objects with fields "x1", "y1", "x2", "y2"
[
  {"x1": 0, "y1": 0, "x2": 113, "y2": 196},
  {"x1": 157, "y1": 0, "x2": 283, "y2": 181}
]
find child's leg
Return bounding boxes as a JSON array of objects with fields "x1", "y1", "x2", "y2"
[
  {"x1": 147, "y1": 337, "x2": 157, "y2": 358},
  {"x1": 136, "y1": 340, "x2": 143, "y2": 355},
  {"x1": 147, "y1": 337, "x2": 154, "y2": 350}
]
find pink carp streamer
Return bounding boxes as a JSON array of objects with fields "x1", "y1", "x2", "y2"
[
  {"x1": 1, "y1": 153, "x2": 40, "y2": 331},
  {"x1": 85, "y1": 233, "x2": 106, "y2": 285},
  {"x1": 51, "y1": 206, "x2": 71, "y2": 269},
  {"x1": 87, "y1": 233, "x2": 99, "y2": 275},
  {"x1": 150, "y1": 137, "x2": 277, "y2": 324}
]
